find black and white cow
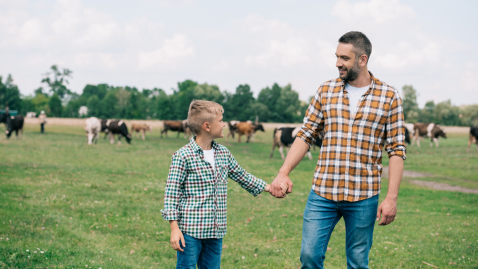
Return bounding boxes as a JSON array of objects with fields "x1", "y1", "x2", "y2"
[
  {"x1": 468, "y1": 126, "x2": 478, "y2": 153},
  {"x1": 106, "y1": 120, "x2": 132, "y2": 144},
  {"x1": 1, "y1": 113, "x2": 24, "y2": 139},
  {"x1": 270, "y1": 127, "x2": 323, "y2": 160},
  {"x1": 413, "y1": 123, "x2": 447, "y2": 147},
  {"x1": 100, "y1": 119, "x2": 110, "y2": 139}
]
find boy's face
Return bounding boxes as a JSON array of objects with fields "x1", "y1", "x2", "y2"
[{"x1": 207, "y1": 113, "x2": 226, "y2": 139}]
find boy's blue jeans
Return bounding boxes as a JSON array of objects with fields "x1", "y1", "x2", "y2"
[
  {"x1": 300, "y1": 189, "x2": 379, "y2": 269},
  {"x1": 177, "y1": 233, "x2": 223, "y2": 269}
]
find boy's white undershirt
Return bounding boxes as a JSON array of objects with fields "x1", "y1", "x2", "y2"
[
  {"x1": 345, "y1": 83, "x2": 370, "y2": 115},
  {"x1": 203, "y1": 148, "x2": 216, "y2": 171}
]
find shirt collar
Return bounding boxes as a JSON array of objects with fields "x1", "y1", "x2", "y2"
[
  {"x1": 189, "y1": 136, "x2": 219, "y2": 153},
  {"x1": 339, "y1": 71, "x2": 377, "y2": 93}
]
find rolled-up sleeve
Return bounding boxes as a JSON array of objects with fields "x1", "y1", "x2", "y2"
[
  {"x1": 161, "y1": 152, "x2": 187, "y2": 220},
  {"x1": 227, "y1": 151, "x2": 266, "y2": 196},
  {"x1": 385, "y1": 92, "x2": 407, "y2": 160},
  {"x1": 297, "y1": 86, "x2": 325, "y2": 147}
]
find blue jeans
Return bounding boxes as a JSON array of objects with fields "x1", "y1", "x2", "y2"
[
  {"x1": 300, "y1": 189, "x2": 379, "y2": 269},
  {"x1": 177, "y1": 233, "x2": 223, "y2": 269}
]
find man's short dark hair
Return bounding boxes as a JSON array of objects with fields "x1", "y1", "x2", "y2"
[{"x1": 338, "y1": 31, "x2": 372, "y2": 63}]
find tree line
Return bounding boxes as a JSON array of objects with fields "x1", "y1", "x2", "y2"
[{"x1": 1, "y1": 65, "x2": 477, "y2": 125}]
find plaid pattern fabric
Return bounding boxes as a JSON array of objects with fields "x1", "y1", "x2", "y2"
[
  {"x1": 161, "y1": 137, "x2": 266, "y2": 239},
  {"x1": 297, "y1": 72, "x2": 406, "y2": 202}
]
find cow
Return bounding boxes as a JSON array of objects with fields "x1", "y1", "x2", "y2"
[
  {"x1": 227, "y1": 120, "x2": 265, "y2": 142},
  {"x1": 468, "y1": 126, "x2": 478, "y2": 153},
  {"x1": 106, "y1": 120, "x2": 132, "y2": 144},
  {"x1": 412, "y1": 123, "x2": 447, "y2": 147},
  {"x1": 234, "y1": 121, "x2": 258, "y2": 143},
  {"x1": 131, "y1": 123, "x2": 152, "y2": 140},
  {"x1": 404, "y1": 123, "x2": 414, "y2": 145},
  {"x1": 84, "y1": 117, "x2": 101, "y2": 145},
  {"x1": 1, "y1": 111, "x2": 24, "y2": 139},
  {"x1": 100, "y1": 119, "x2": 110, "y2": 139},
  {"x1": 161, "y1": 120, "x2": 190, "y2": 139},
  {"x1": 270, "y1": 127, "x2": 324, "y2": 160},
  {"x1": 182, "y1": 119, "x2": 193, "y2": 140}
]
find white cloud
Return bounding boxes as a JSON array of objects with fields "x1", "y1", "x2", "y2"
[
  {"x1": 331, "y1": 0, "x2": 415, "y2": 23},
  {"x1": 373, "y1": 36, "x2": 440, "y2": 69},
  {"x1": 246, "y1": 38, "x2": 310, "y2": 67},
  {"x1": 138, "y1": 34, "x2": 195, "y2": 69}
]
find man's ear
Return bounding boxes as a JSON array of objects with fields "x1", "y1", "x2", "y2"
[{"x1": 360, "y1": 54, "x2": 368, "y2": 67}]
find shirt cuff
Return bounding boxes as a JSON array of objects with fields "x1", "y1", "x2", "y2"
[
  {"x1": 250, "y1": 178, "x2": 267, "y2": 197},
  {"x1": 297, "y1": 133, "x2": 313, "y2": 148},
  {"x1": 161, "y1": 209, "x2": 179, "y2": 220},
  {"x1": 387, "y1": 149, "x2": 406, "y2": 161}
]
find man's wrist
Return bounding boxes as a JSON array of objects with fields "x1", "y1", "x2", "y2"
[
  {"x1": 385, "y1": 194, "x2": 398, "y2": 202},
  {"x1": 278, "y1": 167, "x2": 291, "y2": 176}
]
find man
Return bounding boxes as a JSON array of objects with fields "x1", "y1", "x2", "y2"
[
  {"x1": 270, "y1": 31, "x2": 406, "y2": 268},
  {"x1": 39, "y1": 111, "x2": 47, "y2": 134}
]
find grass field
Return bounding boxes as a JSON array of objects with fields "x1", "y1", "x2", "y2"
[{"x1": 0, "y1": 124, "x2": 477, "y2": 268}]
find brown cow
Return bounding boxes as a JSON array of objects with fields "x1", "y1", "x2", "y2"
[
  {"x1": 227, "y1": 120, "x2": 264, "y2": 142},
  {"x1": 161, "y1": 120, "x2": 191, "y2": 139},
  {"x1": 468, "y1": 126, "x2": 478, "y2": 153},
  {"x1": 235, "y1": 122, "x2": 256, "y2": 143},
  {"x1": 412, "y1": 123, "x2": 447, "y2": 147},
  {"x1": 131, "y1": 123, "x2": 152, "y2": 140}
]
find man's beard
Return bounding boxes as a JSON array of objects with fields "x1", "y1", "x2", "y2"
[{"x1": 339, "y1": 60, "x2": 360, "y2": 82}]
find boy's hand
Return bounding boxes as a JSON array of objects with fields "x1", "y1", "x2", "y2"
[
  {"x1": 169, "y1": 221, "x2": 185, "y2": 252},
  {"x1": 280, "y1": 183, "x2": 288, "y2": 195}
]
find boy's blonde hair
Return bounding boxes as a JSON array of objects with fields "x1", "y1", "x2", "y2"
[{"x1": 187, "y1": 100, "x2": 224, "y2": 135}]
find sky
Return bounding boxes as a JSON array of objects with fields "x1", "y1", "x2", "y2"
[{"x1": 1, "y1": 0, "x2": 477, "y2": 107}]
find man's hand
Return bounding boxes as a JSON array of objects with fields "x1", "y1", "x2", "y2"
[
  {"x1": 376, "y1": 198, "x2": 397, "y2": 225},
  {"x1": 270, "y1": 172, "x2": 293, "y2": 198},
  {"x1": 169, "y1": 221, "x2": 185, "y2": 252}
]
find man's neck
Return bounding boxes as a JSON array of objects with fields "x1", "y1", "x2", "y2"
[
  {"x1": 347, "y1": 69, "x2": 371, "y2": 88},
  {"x1": 196, "y1": 135, "x2": 213, "y2": 150}
]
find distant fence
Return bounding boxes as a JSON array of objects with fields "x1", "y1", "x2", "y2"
[{"x1": 23, "y1": 118, "x2": 471, "y2": 134}]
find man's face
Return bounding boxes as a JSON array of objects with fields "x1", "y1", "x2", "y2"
[
  {"x1": 335, "y1": 43, "x2": 360, "y2": 82},
  {"x1": 208, "y1": 113, "x2": 226, "y2": 139}
]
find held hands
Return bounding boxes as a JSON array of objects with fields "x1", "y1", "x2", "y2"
[
  {"x1": 269, "y1": 172, "x2": 294, "y2": 198},
  {"x1": 264, "y1": 183, "x2": 288, "y2": 195}
]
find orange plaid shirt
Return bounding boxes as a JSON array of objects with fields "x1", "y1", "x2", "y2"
[{"x1": 297, "y1": 72, "x2": 406, "y2": 202}]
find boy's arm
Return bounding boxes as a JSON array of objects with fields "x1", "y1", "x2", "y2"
[
  {"x1": 161, "y1": 152, "x2": 186, "y2": 221},
  {"x1": 227, "y1": 150, "x2": 266, "y2": 196}
]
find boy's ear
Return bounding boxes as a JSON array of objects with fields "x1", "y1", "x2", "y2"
[{"x1": 202, "y1": 122, "x2": 210, "y2": 133}]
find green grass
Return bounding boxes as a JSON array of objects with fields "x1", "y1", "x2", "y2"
[{"x1": 0, "y1": 125, "x2": 477, "y2": 268}]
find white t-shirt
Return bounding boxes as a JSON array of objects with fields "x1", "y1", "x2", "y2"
[
  {"x1": 203, "y1": 148, "x2": 215, "y2": 172},
  {"x1": 345, "y1": 83, "x2": 370, "y2": 116}
]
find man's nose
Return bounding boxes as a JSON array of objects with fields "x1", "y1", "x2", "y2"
[{"x1": 336, "y1": 59, "x2": 342, "y2": 68}]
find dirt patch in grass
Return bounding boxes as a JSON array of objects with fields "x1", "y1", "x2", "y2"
[{"x1": 383, "y1": 166, "x2": 478, "y2": 193}]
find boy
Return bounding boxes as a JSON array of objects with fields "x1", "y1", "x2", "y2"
[{"x1": 161, "y1": 100, "x2": 286, "y2": 269}]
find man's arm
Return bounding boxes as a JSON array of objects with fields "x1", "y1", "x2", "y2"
[
  {"x1": 378, "y1": 90, "x2": 407, "y2": 225},
  {"x1": 270, "y1": 86, "x2": 325, "y2": 198},
  {"x1": 270, "y1": 138, "x2": 310, "y2": 198},
  {"x1": 376, "y1": 156, "x2": 403, "y2": 225}
]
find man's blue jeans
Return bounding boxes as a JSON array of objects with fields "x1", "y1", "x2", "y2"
[
  {"x1": 177, "y1": 233, "x2": 223, "y2": 269},
  {"x1": 300, "y1": 189, "x2": 379, "y2": 269}
]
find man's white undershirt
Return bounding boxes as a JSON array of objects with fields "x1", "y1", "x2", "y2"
[
  {"x1": 203, "y1": 148, "x2": 216, "y2": 172},
  {"x1": 345, "y1": 83, "x2": 370, "y2": 115}
]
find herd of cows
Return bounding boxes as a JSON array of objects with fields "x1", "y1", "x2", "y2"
[{"x1": 0, "y1": 111, "x2": 478, "y2": 154}]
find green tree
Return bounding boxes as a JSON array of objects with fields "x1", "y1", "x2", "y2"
[
  {"x1": 418, "y1": 101, "x2": 436, "y2": 123},
  {"x1": 87, "y1": 95, "x2": 100, "y2": 116},
  {"x1": 0, "y1": 75, "x2": 22, "y2": 111},
  {"x1": 433, "y1": 100, "x2": 460, "y2": 126},
  {"x1": 41, "y1": 65, "x2": 73, "y2": 99},
  {"x1": 402, "y1": 85, "x2": 419, "y2": 123},
  {"x1": 223, "y1": 84, "x2": 255, "y2": 121},
  {"x1": 459, "y1": 104, "x2": 478, "y2": 126},
  {"x1": 48, "y1": 93, "x2": 63, "y2": 117},
  {"x1": 100, "y1": 91, "x2": 118, "y2": 118}
]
